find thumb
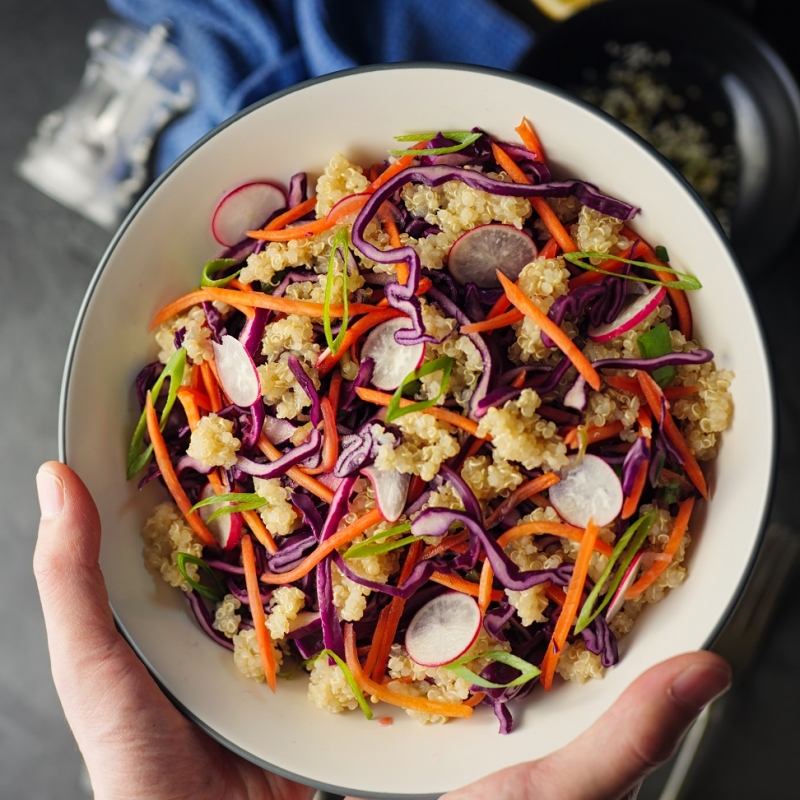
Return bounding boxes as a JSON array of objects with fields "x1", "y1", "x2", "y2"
[{"x1": 443, "y1": 650, "x2": 731, "y2": 800}]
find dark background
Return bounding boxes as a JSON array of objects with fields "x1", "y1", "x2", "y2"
[{"x1": 1, "y1": 1, "x2": 798, "y2": 798}]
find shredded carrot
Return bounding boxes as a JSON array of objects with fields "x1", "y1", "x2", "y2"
[
  {"x1": 497, "y1": 271, "x2": 601, "y2": 391},
  {"x1": 355, "y1": 387, "x2": 484, "y2": 438},
  {"x1": 478, "y1": 559, "x2": 494, "y2": 616},
  {"x1": 625, "y1": 497, "x2": 695, "y2": 599},
  {"x1": 328, "y1": 370, "x2": 343, "y2": 417},
  {"x1": 564, "y1": 420, "x2": 624, "y2": 449},
  {"x1": 540, "y1": 519, "x2": 599, "y2": 691},
  {"x1": 545, "y1": 584, "x2": 567, "y2": 606},
  {"x1": 300, "y1": 397, "x2": 338, "y2": 475},
  {"x1": 145, "y1": 394, "x2": 216, "y2": 548},
  {"x1": 484, "y1": 472, "x2": 561, "y2": 528},
  {"x1": 241, "y1": 534, "x2": 277, "y2": 691},
  {"x1": 199, "y1": 361, "x2": 223, "y2": 412},
  {"x1": 496, "y1": 520, "x2": 612, "y2": 557},
  {"x1": 604, "y1": 374, "x2": 701, "y2": 400},
  {"x1": 430, "y1": 571, "x2": 504, "y2": 602},
  {"x1": 149, "y1": 289, "x2": 255, "y2": 329},
  {"x1": 621, "y1": 460, "x2": 649, "y2": 520},
  {"x1": 376, "y1": 205, "x2": 409, "y2": 285},
  {"x1": 567, "y1": 244, "x2": 635, "y2": 291},
  {"x1": 407, "y1": 474, "x2": 427, "y2": 505},
  {"x1": 344, "y1": 624, "x2": 472, "y2": 719},
  {"x1": 515, "y1": 118, "x2": 544, "y2": 161},
  {"x1": 227, "y1": 278, "x2": 253, "y2": 293},
  {"x1": 374, "y1": 276, "x2": 432, "y2": 308},
  {"x1": 490, "y1": 140, "x2": 530, "y2": 184},
  {"x1": 364, "y1": 605, "x2": 392, "y2": 679},
  {"x1": 464, "y1": 692, "x2": 487, "y2": 708},
  {"x1": 421, "y1": 531, "x2": 470, "y2": 560},
  {"x1": 250, "y1": 195, "x2": 317, "y2": 235},
  {"x1": 316, "y1": 309, "x2": 406, "y2": 375},
  {"x1": 176, "y1": 387, "x2": 202, "y2": 430},
  {"x1": 539, "y1": 237, "x2": 559, "y2": 260},
  {"x1": 460, "y1": 308, "x2": 524, "y2": 335},
  {"x1": 367, "y1": 141, "x2": 427, "y2": 193},
  {"x1": 486, "y1": 294, "x2": 512, "y2": 320},
  {"x1": 178, "y1": 386, "x2": 212, "y2": 414},
  {"x1": 261, "y1": 507, "x2": 384, "y2": 585},
  {"x1": 510, "y1": 370, "x2": 527, "y2": 389},
  {"x1": 255, "y1": 433, "x2": 335, "y2": 503},
  {"x1": 242, "y1": 510, "x2": 278, "y2": 554},
  {"x1": 637, "y1": 406, "x2": 653, "y2": 439},
  {"x1": 636, "y1": 371, "x2": 707, "y2": 498}
]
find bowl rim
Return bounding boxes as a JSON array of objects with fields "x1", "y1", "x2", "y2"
[{"x1": 58, "y1": 60, "x2": 777, "y2": 799}]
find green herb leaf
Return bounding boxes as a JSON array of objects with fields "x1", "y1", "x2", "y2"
[
  {"x1": 637, "y1": 322, "x2": 676, "y2": 388},
  {"x1": 188, "y1": 492, "x2": 267, "y2": 523},
  {"x1": 393, "y1": 131, "x2": 478, "y2": 143},
  {"x1": 444, "y1": 650, "x2": 541, "y2": 689},
  {"x1": 385, "y1": 356, "x2": 455, "y2": 423},
  {"x1": 200, "y1": 258, "x2": 241, "y2": 288},
  {"x1": 563, "y1": 251, "x2": 702, "y2": 291},
  {"x1": 654, "y1": 245, "x2": 670, "y2": 262},
  {"x1": 343, "y1": 523, "x2": 414, "y2": 559},
  {"x1": 574, "y1": 510, "x2": 657, "y2": 634},
  {"x1": 126, "y1": 347, "x2": 187, "y2": 479},
  {"x1": 388, "y1": 132, "x2": 482, "y2": 157},
  {"x1": 307, "y1": 649, "x2": 373, "y2": 720},
  {"x1": 176, "y1": 552, "x2": 226, "y2": 602},
  {"x1": 323, "y1": 228, "x2": 351, "y2": 355}
]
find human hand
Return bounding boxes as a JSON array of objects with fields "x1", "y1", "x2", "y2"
[{"x1": 33, "y1": 461, "x2": 314, "y2": 800}]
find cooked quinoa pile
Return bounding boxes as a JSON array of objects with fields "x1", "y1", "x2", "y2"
[{"x1": 132, "y1": 123, "x2": 733, "y2": 733}]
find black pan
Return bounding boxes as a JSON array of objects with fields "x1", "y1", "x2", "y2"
[{"x1": 518, "y1": 0, "x2": 800, "y2": 276}]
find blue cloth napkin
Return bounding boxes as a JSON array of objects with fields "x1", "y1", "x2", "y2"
[{"x1": 106, "y1": 0, "x2": 535, "y2": 172}]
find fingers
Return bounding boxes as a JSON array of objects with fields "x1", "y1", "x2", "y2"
[{"x1": 443, "y1": 650, "x2": 731, "y2": 800}]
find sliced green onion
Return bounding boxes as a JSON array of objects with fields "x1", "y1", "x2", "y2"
[
  {"x1": 344, "y1": 535, "x2": 423, "y2": 559},
  {"x1": 385, "y1": 356, "x2": 455, "y2": 423},
  {"x1": 661, "y1": 480, "x2": 682, "y2": 506},
  {"x1": 637, "y1": 322, "x2": 675, "y2": 388},
  {"x1": 574, "y1": 426, "x2": 589, "y2": 466},
  {"x1": 188, "y1": 492, "x2": 267, "y2": 523},
  {"x1": 307, "y1": 649, "x2": 373, "y2": 720},
  {"x1": 388, "y1": 132, "x2": 482, "y2": 157},
  {"x1": 343, "y1": 523, "x2": 414, "y2": 559},
  {"x1": 444, "y1": 650, "x2": 541, "y2": 689},
  {"x1": 126, "y1": 347, "x2": 187, "y2": 479},
  {"x1": 393, "y1": 130, "x2": 477, "y2": 142},
  {"x1": 574, "y1": 510, "x2": 657, "y2": 634},
  {"x1": 563, "y1": 251, "x2": 702, "y2": 291},
  {"x1": 323, "y1": 227, "x2": 351, "y2": 355},
  {"x1": 655, "y1": 245, "x2": 670, "y2": 262},
  {"x1": 200, "y1": 257, "x2": 241, "y2": 288},
  {"x1": 176, "y1": 552, "x2": 226, "y2": 602}
]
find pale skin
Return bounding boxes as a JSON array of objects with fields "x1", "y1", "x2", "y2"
[{"x1": 34, "y1": 461, "x2": 732, "y2": 800}]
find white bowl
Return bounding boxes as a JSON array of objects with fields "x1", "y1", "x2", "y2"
[{"x1": 60, "y1": 64, "x2": 775, "y2": 799}]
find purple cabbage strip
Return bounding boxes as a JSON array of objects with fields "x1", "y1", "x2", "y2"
[
  {"x1": 175, "y1": 454, "x2": 214, "y2": 477},
  {"x1": 238, "y1": 307, "x2": 269, "y2": 356},
  {"x1": 490, "y1": 699, "x2": 514, "y2": 735},
  {"x1": 185, "y1": 592, "x2": 234, "y2": 651},
  {"x1": 332, "y1": 552, "x2": 437, "y2": 599},
  {"x1": 135, "y1": 362, "x2": 163, "y2": 409},
  {"x1": 483, "y1": 602, "x2": 517, "y2": 643},
  {"x1": 527, "y1": 356, "x2": 574, "y2": 395},
  {"x1": 621, "y1": 436, "x2": 651, "y2": 495},
  {"x1": 203, "y1": 559, "x2": 244, "y2": 574},
  {"x1": 218, "y1": 237, "x2": 258, "y2": 264},
  {"x1": 287, "y1": 356, "x2": 321, "y2": 426},
  {"x1": 464, "y1": 284, "x2": 487, "y2": 323},
  {"x1": 333, "y1": 418, "x2": 386, "y2": 477},
  {"x1": 339, "y1": 357, "x2": 375, "y2": 413},
  {"x1": 649, "y1": 441, "x2": 668, "y2": 487},
  {"x1": 383, "y1": 283, "x2": 437, "y2": 346},
  {"x1": 202, "y1": 301, "x2": 226, "y2": 343},
  {"x1": 437, "y1": 464, "x2": 483, "y2": 522},
  {"x1": 411, "y1": 508, "x2": 575, "y2": 591},
  {"x1": 266, "y1": 530, "x2": 318, "y2": 572},
  {"x1": 225, "y1": 575, "x2": 271, "y2": 605},
  {"x1": 173, "y1": 327, "x2": 187, "y2": 350},
  {"x1": 541, "y1": 283, "x2": 607, "y2": 348},
  {"x1": 286, "y1": 613, "x2": 322, "y2": 640},
  {"x1": 591, "y1": 349, "x2": 714, "y2": 372},
  {"x1": 317, "y1": 556, "x2": 345, "y2": 659},
  {"x1": 319, "y1": 476, "x2": 358, "y2": 543},
  {"x1": 217, "y1": 403, "x2": 264, "y2": 450},
  {"x1": 270, "y1": 269, "x2": 319, "y2": 298},
  {"x1": 472, "y1": 386, "x2": 522, "y2": 419},
  {"x1": 292, "y1": 492, "x2": 323, "y2": 541},
  {"x1": 580, "y1": 614, "x2": 619, "y2": 667},
  {"x1": 405, "y1": 217, "x2": 440, "y2": 238},
  {"x1": 287, "y1": 172, "x2": 308, "y2": 208},
  {"x1": 235, "y1": 428, "x2": 321, "y2": 479}
]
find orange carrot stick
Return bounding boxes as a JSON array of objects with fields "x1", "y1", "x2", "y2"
[
  {"x1": 486, "y1": 294, "x2": 512, "y2": 320},
  {"x1": 568, "y1": 244, "x2": 635, "y2": 291},
  {"x1": 364, "y1": 605, "x2": 392, "y2": 679},
  {"x1": 260, "y1": 507, "x2": 384, "y2": 585},
  {"x1": 515, "y1": 118, "x2": 544, "y2": 161},
  {"x1": 251, "y1": 195, "x2": 317, "y2": 235},
  {"x1": 564, "y1": 420, "x2": 625, "y2": 449},
  {"x1": 540, "y1": 519, "x2": 598, "y2": 691},
  {"x1": 367, "y1": 142, "x2": 427, "y2": 193},
  {"x1": 464, "y1": 692, "x2": 487, "y2": 708},
  {"x1": 376, "y1": 205, "x2": 409, "y2": 285},
  {"x1": 636, "y1": 371, "x2": 707, "y2": 498},
  {"x1": 421, "y1": 531, "x2": 470, "y2": 560},
  {"x1": 510, "y1": 370, "x2": 528, "y2": 390},
  {"x1": 545, "y1": 584, "x2": 567, "y2": 606},
  {"x1": 255, "y1": 433, "x2": 335, "y2": 504},
  {"x1": 484, "y1": 472, "x2": 561, "y2": 528},
  {"x1": 178, "y1": 386, "x2": 212, "y2": 414},
  {"x1": 460, "y1": 308, "x2": 524, "y2": 334},
  {"x1": 478, "y1": 559, "x2": 494, "y2": 616},
  {"x1": 497, "y1": 270, "x2": 601, "y2": 391},
  {"x1": 604, "y1": 374, "x2": 701, "y2": 400},
  {"x1": 300, "y1": 397, "x2": 338, "y2": 475},
  {"x1": 374, "y1": 276, "x2": 433, "y2": 308},
  {"x1": 328, "y1": 370, "x2": 343, "y2": 417},
  {"x1": 241, "y1": 534, "x2": 277, "y2": 692},
  {"x1": 227, "y1": 278, "x2": 253, "y2": 293},
  {"x1": 625, "y1": 497, "x2": 695, "y2": 599},
  {"x1": 176, "y1": 387, "x2": 202, "y2": 430},
  {"x1": 199, "y1": 361, "x2": 223, "y2": 412},
  {"x1": 496, "y1": 520, "x2": 613, "y2": 557},
  {"x1": 430, "y1": 571, "x2": 504, "y2": 602},
  {"x1": 621, "y1": 460, "x2": 649, "y2": 520},
  {"x1": 344, "y1": 624, "x2": 472, "y2": 719},
  {"x1": 354, "y1": 387, "x2": 484, "y2": 437},
  {"x1": 145, "y1": 394, "x2": 217, "y2": 548}
]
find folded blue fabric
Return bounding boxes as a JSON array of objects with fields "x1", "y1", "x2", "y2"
[{"x1": 106, "y1": 0, "x2": 535, "y2": 172}]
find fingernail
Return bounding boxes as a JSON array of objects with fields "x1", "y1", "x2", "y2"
[
  {"x1": 670, "y1": 663, "x2": 732, "y2": 712},
  {"x1": 36, "y1": 469, "x2": 64, "y2": 518}
]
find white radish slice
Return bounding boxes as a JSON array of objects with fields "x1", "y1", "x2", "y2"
[
  {"x1": 549, "y1": 454, "x2": 623, "y2": 528},
  {"x1": 587, "y1": 284, "x2": 666, "y2": 342},
  {"x1": 212, "y1": 181, "x2": 287, "y2": 246},
  {"x1": 405, "y1": 592, "x2": 482, "y2": 667},
  {"x1": 360, "y1": 318, "x2": 425, "y2": 391},
  {"x1": 448, "y1": 223, "x2": 537, "y2": 288},
  {"x1": 197, "y1": 484, "x2": 242, "y2": 550},
  {"x1": 211, "y1": 334, "x2": 261, "y2": 407},
  {"x1": 360, "y1": 465, "x2": 411, "y2": 522},
  {"x1": 605, "y1": 553, "x2": 644, "y2": 622}
]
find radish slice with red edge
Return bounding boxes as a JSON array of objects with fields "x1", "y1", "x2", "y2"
[
  {"x1": 212, "y1": 181, "x2": 287, "y2": 247},
  {"x1": 211, "y1": 335, "x2": 261, "y2": 407},
  {"x1": 587, "y1": 284, "x2": 666, "y2": 343},
  {"x1": 405, "y1": 592, "x2": 482, "y2": 667},
  {"x1": 197, "y1": 484, "x2": 243, "y2": 551},
  {"x1": 360, "y1": 465, "x2": 410, "y2": 522},
  {"x1": 447, "y1": 223, "x2": 537, "y2": 288},
  {"x1": 605, "y1": 552, "x2": 645, "y2": 622},
  {"x1": 549, "y1": 454, "x2": 623, "y2": 528},
  {"x1": 360, "y1": 318, "x2": 425, "y2": 391}
]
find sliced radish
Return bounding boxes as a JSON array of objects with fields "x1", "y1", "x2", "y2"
[
  {"x1": 447, "y1": 224, "x2": 537, "y2": 288},
  {"x1": 549, "y1": 454, "x2": 623, "y2": 528},
  {"x1": 212, "y1": 181, "x2": 287, "y2": 247},
  {"x1": 564, "y1": 374, "x2": 587, "y2": 411},
  {"x1": 197, "y1": 484, "x2": 242, "y2": 550},
  {"x1": 360, "y1": 465, "x2": 410, "y2": 522},
  {"x1": 405, "y1": 592, "x2": 482, "y2": 667},
  {"x1": 605, "y1": 552, "x2": 645, "y2": 622},
  {"x1": 261, "y1": 415, "x2": 297, "y2": 445},
  {"x1": 587, "y1": 284, "x2": 666, "y2": 342},
  {"x1": 211, "y1": 334, "x2": 261, "y2": 407},
  {"x1": 360, "y1": 318, "x2": 425, "y2": 391}
]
